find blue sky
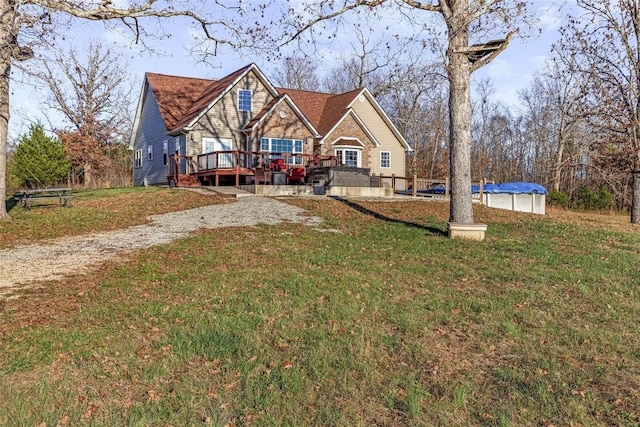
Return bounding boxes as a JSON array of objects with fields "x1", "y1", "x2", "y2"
[{"x1": 9, "y1": 0, "x2": 568, "y2": 142}]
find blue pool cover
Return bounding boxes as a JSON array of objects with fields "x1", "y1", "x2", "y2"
[
  {"x1": 479, "y1": 182, "x2": 548, "y2": 195},
  {"x1": 413, "y1": 182, "x2": 548, "y2": 195}
]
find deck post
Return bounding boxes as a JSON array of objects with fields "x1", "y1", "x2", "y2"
[
  {"x1": 445, "y1": 177, "x2": 450, "y2": 199},
  {"x1": 236, "y1": 151, "x2": 240, "y2": 186}
]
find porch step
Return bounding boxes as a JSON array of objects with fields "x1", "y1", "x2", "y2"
[
  {"x1": 171, "y1": 174, "x2": 201, "y2": 187},
  {"x1": 208, "y1": 186, "x2": 254, "y2": 198}
]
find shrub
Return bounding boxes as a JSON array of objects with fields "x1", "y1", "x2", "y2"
[
  {"x1": 8, "y1": 124, "x2": 70, "y2": 189},
  {"x1": 548, "y1": 190, "x2": 568, "y2": 208},
  {"x1": 572, "y1": 186, "x2": 615, "y2": 211}
]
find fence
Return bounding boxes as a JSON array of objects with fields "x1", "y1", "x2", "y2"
[{"x1": 371, "y1": 174, "x2": 489, "y2": 201}]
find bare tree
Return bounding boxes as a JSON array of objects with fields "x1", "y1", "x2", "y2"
[
  {"x1": 321, "y1": 27, "x2": 399, "y2": 96},
  {"x1": 384, "y1": 61, "x2": 448, "y2": 179},
  {"x1": 280, "y1": 0, "x2": 532, "y2": 228},
  {"x1": 22, "y1": 42, "x2": 132, "y2": 186},
  {"x1": 558, "y1": 0, "x2": 640, "y2": 222},
  {"x1": 518, "y1": 59, "x2": 587, "y2": 194},
  {"x1": 272, "y1": 56, "x2": 321, "y2": 90},
  {"x1": 471, "y1": 78, "x2": 502, "y2": 180},
  {"x1": 0, "y1": 0, "x2": 271, "y2": 220},
  {"x1": 26, "y1": 42, "x2": 132, "y2": 142}
]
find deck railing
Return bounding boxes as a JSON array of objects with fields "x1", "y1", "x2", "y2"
[
  {"x1": 172, "y1": 152, "x2": 492, "y2": 200},
  {"x1": 195, "y1": 151, "x2": 338, "y2": 173},
  {"x1": 169, "y1": 155, "x2": 198, "y2": 175}
]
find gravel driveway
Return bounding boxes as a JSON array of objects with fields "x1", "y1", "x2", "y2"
[{"x1": 0, "y1": 196, "x2": 322, "y2": 298}]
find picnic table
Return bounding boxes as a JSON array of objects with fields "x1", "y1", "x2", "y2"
[{"x1": 15, "y1": 188, "x2": 73, "y2": 209}]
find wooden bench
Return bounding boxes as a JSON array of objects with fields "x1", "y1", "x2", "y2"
[{"x1": 14, "y1": 188, "x2": 74, "y2": 209}]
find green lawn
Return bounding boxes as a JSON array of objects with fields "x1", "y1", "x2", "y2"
[{"x1": 1, "y1": 191, "x2": 639, "y2": 426}]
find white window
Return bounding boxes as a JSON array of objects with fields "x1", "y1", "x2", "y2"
[
  {"x1": 380, "y1": 151, "x2": 391, "y2": 168},
  {"x1": 261, "y1": 138, "x2": 303, "y2": 164},
  {"x1": 147, "y1": 145, "x2": 153, "y2": 160},
  {"x1": 238, "y1": 89, "x2": 252, "y2": 112},
  {"x1": 174, "y1": 137, "x2": 180, "y2": 156},
  {"x1": 163, "y1": 141, "x2": 168, "y2": 166},
  {"x1": 134, "y1": 149, "x2": 142, "y2": 168},
  {"x1": 335, "y1": 147, "x2": 362, "y2": 168}
]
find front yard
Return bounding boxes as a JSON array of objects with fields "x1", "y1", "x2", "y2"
[{"x1": 1, "y1": 189, "x2": 639, "y2": 426}]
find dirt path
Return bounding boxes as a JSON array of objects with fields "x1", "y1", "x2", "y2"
[{"x1": 0, "y1": 196, "x2": 322, "y2": 298}]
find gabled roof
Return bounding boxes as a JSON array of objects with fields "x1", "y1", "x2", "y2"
[
  {"x1": 332, "y1": 137, "x2": 365, "y2": 147},
  {"x1": 144, "y1": 64, "x2": 279, "y2": 134},
  {"x1": 135, "y1": 64, "x2": 411, "y2": 153},
  {"x1": 277, "y1": 87, "x2": 362, "y2": 136},
  {"x1": 172, "y1": 64, "x2": 280, "y2": 132},
  {"x1": 279, "y1": 87, "x2": 411, "y2": 151},
  {"x1": 347, "y1": 88, "x2": 413, "y2": 152},
  {"x1": 145, "y1": 73, "x2": 214, "y2": 131},
  {"x1": 243, "y1": 94, "x2": 321, "y2": 137},
  {"x1": 171, "y1": 64, "x2": 253, "y2": 131}
]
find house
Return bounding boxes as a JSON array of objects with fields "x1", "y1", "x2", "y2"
[{"x1": 129, "y1": 63, "x2": 412, "y2": 187}]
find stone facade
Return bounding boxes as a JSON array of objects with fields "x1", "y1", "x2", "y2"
[
  {"x1": 320, "y1": 113, "x2": 376, "y2": 167},
  {"x1": 248, "y1": 101, "x2": 315, "y2": 154}
]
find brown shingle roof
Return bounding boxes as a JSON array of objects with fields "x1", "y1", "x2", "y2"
[
  {"x1": 145, "y1": 73, "x2": 213, "y2": 131},
  {"x1": 317, "y1": 88, "x2": 363, "y2": 135},
  {"x1": 243, "y1": 95, "x2": 285, "y2": 130},
  {"x1": 146, "y1": 64, "x2": 253, "y2": 132},
  {"x1": 172, "y1": 64, "x2": 253, "y2": 131},
  {"x1": 332, "y1": 137, "x2": 365, "y2": 147},
  {"x1": 146, "y1": 65, "x2": 362, "y2": 137},
  {"x1": 278, "y1": 87, "x2": 362, "y2": 135}
]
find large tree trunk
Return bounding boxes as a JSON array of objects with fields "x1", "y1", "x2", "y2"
[
  {"x1": 632, "y1": 170, "x2": 640, "y2": 223},
  {"x1": 447, "y1": 9, "x2": 474, "y2": 224},
  {"x1": 0, "y1": 1, "x2": 13, "y2": 220}
]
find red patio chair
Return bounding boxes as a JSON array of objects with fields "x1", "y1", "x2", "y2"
[
  {"x1": 288, "y1": 167, "x2": 305, "y2": 184},
  {"x1": 270, "y1": 158, "x2": 286, "y2": 171}
]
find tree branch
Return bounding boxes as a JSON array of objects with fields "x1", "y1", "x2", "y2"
[{"x1": 279, "y1": 0, "x2": 389, "y2": 48}]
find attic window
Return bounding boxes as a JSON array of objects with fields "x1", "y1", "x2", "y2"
[{"x1": 238, "y1": 89, "x2": 252, "y2": 112}]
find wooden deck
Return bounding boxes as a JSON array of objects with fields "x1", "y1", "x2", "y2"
[{"x1": 168, "y1": 151, "x2": 338, "y2": 187}]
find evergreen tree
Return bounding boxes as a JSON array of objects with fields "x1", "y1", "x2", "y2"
[{"x1": 9, "y1": 124, "x2": 70, "y2": 189}]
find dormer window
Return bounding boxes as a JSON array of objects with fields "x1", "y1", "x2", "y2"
[{"x1": 238, "y1": 89, "x2": 252, "y2": 112}]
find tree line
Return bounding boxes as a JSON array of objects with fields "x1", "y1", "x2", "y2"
[{"x1": 274, "y1": 41, "x2": 631, "y2": 215}]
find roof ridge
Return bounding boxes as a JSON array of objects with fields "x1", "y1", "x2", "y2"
[
  {"x1": 277, "y1": 86, "x2": 336, "y2": 96},
  {"x1": 146, "y1": 71, "x2": 215, "y2": 82}
]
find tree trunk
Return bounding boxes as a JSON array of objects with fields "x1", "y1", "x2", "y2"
[
  {"x1": 447, "y1": 14, "x2": 474, "y2": 224},
  {"x1": 632, "y1": 170, "x2": 640, "y2": 223},
  {"x1": 0, "y1": 1, "x2": 13, "y2": 220},
  {"x1": 552, "y1": 139, "x2": 564, "y2": 192}
]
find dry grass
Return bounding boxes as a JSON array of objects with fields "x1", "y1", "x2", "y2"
[{"x1": 0, "y1": 187, "x2": 229, "y2": 249}]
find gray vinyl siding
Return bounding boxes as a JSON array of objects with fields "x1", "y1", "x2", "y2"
[{"x1": 132, "y1": 83, "x2": 170, "y2": 186}]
